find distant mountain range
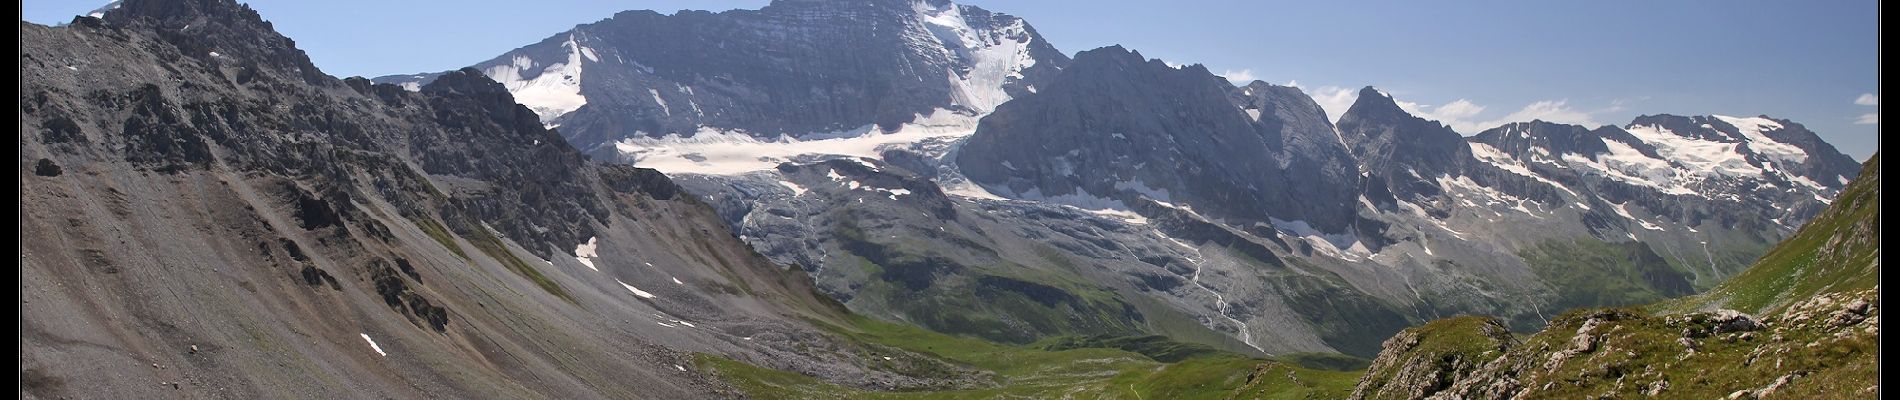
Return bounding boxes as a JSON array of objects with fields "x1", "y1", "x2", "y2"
[{"x1": 375, "y1": 0, "x2": 1860, "y2": 358}]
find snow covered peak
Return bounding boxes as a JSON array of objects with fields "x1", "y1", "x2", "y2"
[
  {"x1": 481, "y1": 33, "x2": 592, "y2": 124},
  {"x1": 907, "y1": 0, "x2": 1042, "y2": 113},
  {"x1": 1712, "y1": 114, "x2": 1807, "y2": 165},
  {"x1": 86, "y1": 0, "x2": 123, "y2": 19},
  {"x1": 1455, "y1": 115, "x2": 1854, "y2": 208}
]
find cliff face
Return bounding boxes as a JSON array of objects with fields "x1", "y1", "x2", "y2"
[
  {"x1": 958, "y1": 46, "x2": 1368, "y2": 236},
  {"x1": 18, "y1": 1, "x2": 979, "y2": 397}
]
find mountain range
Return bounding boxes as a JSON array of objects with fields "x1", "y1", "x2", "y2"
[
  {"x1": 22, "y1": 0, "x2": 1875, "y2": 398},
  {"x1": 378, "y1": 0, "x2": 1859, "y2": 357}
]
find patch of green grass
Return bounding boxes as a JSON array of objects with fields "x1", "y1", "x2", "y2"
[
  {"x1": 463, "y1": 224, "x2": 573, "y2": 303},
  {"x1": 1520, "y1": 238, "x2": 1695, "y2": 311},
  {"x1": 410, "y1": 216, "x2": 469, "y2": 260},
  {"x1": 830, "y1": 214, "x2": 1149, "y2": 345},
  {"x1": 1035, "y1": 334, "x2": 1228, "y2": 363},
  {"x1": 700, "y1": 315, "x2": 1360, "y2": 399},
  {"x1": 1506, "y1": 301, "x2": 1877, "y2": 399},
  {"x1": 1273, "y1": 352, "x2": 1371, "y2": 372}
]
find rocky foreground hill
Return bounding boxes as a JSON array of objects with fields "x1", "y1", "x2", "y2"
[{"x1": 1349, "y1": 155, "x2": 1880, "y2": 399}]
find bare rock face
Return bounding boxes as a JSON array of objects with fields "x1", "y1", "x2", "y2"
[
  {"x1": 1337, "y1": 87, "x2": 1475, "y2": 210},
  {"x1": 21, "y1": 1, "x2": 987, "y2": 397},
  {"x1": 958, "y1": 46, "x2": 1372, "y2": 238}
]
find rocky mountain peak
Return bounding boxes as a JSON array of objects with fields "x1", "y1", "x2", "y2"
[
  {"x1": 102, "y1": 0, "x2": 327, "y2": 85},
  {"x1": 1348, "y1": 86, "x2": 1402, "y2": 114},
  {"x1": 1471, "y1": 120, "x2": 1611, "y2": 158},
  {"x1": 1337, "y1": 86, "x2": 1472, "y2": 205},
  {"x1": 422, "y1": 67, "x2": 511, "y2": 96},
  {"x1": 960, "y1": 44, "x2": 1369, "y2": 237},
  {"x1": 375, "y1": 0, "x2": 1069, "y2": 158}
]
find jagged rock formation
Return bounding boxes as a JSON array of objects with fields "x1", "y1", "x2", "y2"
[{"x1": 958, "y1": 46, "x2": 1370, "y2": 239}]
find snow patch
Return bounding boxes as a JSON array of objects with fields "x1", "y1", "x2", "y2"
[
  {"x1": 1270, "y1": 218, "x2": 1371, "y2": 261},
  {"x1": 1468, "y1": 142, "x2": 1580, "y2": 198},
  {"x1": 1437, "y1": 175, "x2": 1544, "y2": 218},
  {"x1": 1576, "y1": 141, "x2": 1693, "y2": 195},
  {"x1": 913, "y1": 1, "x2": 1039, "y2": 113},
  {"x1": 618, "y1": 279, "x2": 656, "y2": 299},
  {"x1": 986, "y1": 185, "x2": 1150, "y2": 225},
  {"x1": 649, "y1": 88, "x2": 670, "y2": 116},
  {"x1": 86, "y1": 1, "x2": 121, "y2": 19},
  {"x1": 574, "y1": 236, "x2": 599, "y2": 271},
  {"x1": 1714, "y1": 115, "x2": 1807, "y2": 164},
  {"x1": 360, "y1": 333, "x2": 387, "y2": 357},
  {"x1": 777, "y1": 180, "x2": 808, "y2": 196},
  {"x1": 1621, "y1": 123, "x2": 1764, "y2": 180},
  {"x1": 615, "y1": 109, "x2": 980, "y2": 175},
  {"x1": 484, "y1": 33, "x2": 589, "y2": 124}
]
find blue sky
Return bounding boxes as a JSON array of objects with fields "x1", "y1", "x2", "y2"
[{"x1": 25, "y1": 0, "x2": 1878, "y2": 159}]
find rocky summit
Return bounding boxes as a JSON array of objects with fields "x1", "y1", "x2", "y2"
[{"x1": 374, "y1": 0, "x2": 1069, "y2": 158}]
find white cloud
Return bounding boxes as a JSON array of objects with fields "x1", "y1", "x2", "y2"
[
  {"x1": 1490, "y1": 100, "x2": 1603, "y2": 129},
  {"x1": 1288, "y1": 84, "x2": 1617, "y2": 133},
  {"x1": 1218, "y1": 69, "x2": 1257, "y2": 85},
  {"x1": 1396, "y1": 96, "x2": 1605, "y2": 134},
  {"x1": 1303, "y1": 85, "x2": 1359, "y2": 123},
  {"x1": 1432, "y1": 99, "x2": 1489, "y2": 121},
  {"x1": 1855, "y1": 93, "x2": 1878, "y2": 106},
  {"x1": 1855, "y1": 113, "x2": 1878, "y2": 125}
]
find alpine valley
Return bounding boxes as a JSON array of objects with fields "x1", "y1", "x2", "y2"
[{"x1": 22, "y1": 0, "x2": 1877, "y2": 398}]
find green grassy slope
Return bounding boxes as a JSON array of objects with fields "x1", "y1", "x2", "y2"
[{"x1": 699, "y1": 316, "x2": 1360, "y2": 399}]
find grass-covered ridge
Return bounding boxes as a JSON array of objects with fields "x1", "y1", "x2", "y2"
[
  {"x1": 1351, "y1": 154, "x2": 1882, "y2": 399},
  {"x1": 1348, "y1": 316, "x2": 1515, "y2": 400}
]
